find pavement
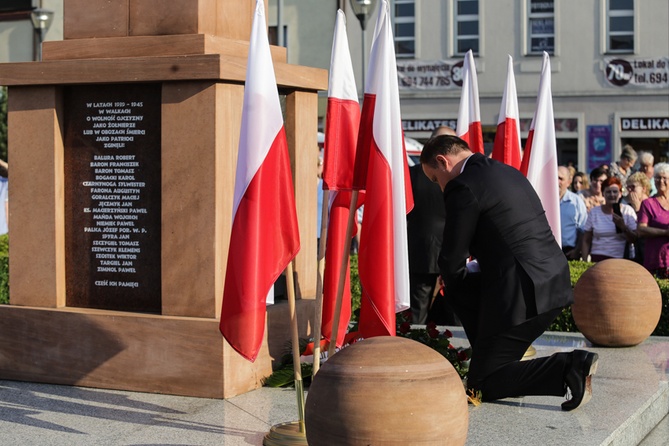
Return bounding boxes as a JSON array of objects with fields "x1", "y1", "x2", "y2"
[{"x1": 1, "y1": 328, "x2": 668, "y2": 446}]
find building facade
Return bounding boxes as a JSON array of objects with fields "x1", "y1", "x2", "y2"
[
  {"x1": 0, "y1": 0, "x2": 63, "y2": 62},
  {"x1": 341, "y1": 0, "x2": 669, "y2": 172},
  {"x1": 270, "y1": 0, "x2": 668, "y2": 172},
  {"x1": 2, "y1": 1, "x2": 666, "y2": 173}
]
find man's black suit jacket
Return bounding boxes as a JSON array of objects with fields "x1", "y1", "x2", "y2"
[{"x1": 439, "y1": 153, "x2": 572, "y2": 339}]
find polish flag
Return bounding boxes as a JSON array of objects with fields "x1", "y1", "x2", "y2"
[
  {"x1": 522, "y1": 52, "x2": 561, "y2": 245},
  {"x1": 456, "y1": 50, "x2": 484, "y2": 154},
  {"x1": 352, "y1": 0, "x2": 413, "y2": 339},
  {"x1": 219, "y1": 0, "x2": 300, "y2": 362},
  {"x1": 492, "y1": 55, "x2": 522, "y2": 169},
  {"x1": 321, "y1": 10, "x2": 361, "y2": 347},
  {"x1": 519, "y1": 125, "x2": 533, "y2": 176}
]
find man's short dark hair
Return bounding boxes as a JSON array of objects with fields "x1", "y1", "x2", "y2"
[
  {"x1": 420, "y1": 135, "x2": 471, "y2": 168},
  {"x1": 589, "y1": 166, "x2": 609, "y2": 182}
]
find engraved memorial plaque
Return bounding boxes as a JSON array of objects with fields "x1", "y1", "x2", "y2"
[{"x1": 64, "y1": 83, "x2": 161, "y2": 313}]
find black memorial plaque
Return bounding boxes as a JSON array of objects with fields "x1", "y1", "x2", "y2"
[{"x1": 64, "y1": 83, "x2": 161, "y2": 313}]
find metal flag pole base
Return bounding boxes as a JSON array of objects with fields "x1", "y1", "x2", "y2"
[
  {"x1": 264, "y1": 262, "x2": 307, "y2": 445},
  {"x1": 263, "y1": 420, "x2": 307, "y2": 446},
  {"x1": 263, "y1": 381, "x2": 307, "y2": 445},
  {"x1": 264, "y1": 380, "x2": 307, "y2": 445}
]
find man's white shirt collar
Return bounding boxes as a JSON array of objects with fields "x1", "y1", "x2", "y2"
[{"x1": 460, "y1": 153, "x2": 475, "y2": 174}]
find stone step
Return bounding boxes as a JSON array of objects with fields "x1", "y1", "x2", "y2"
[
  {"x1": 0, "y1": 329, "x2": 666, "y2": 445},
  {"x1": 639, "y1": 413, "x2": 669, "y2": 445},
  {"x1": 446, "y1": 329, "x2": 669, "y2": 446}
]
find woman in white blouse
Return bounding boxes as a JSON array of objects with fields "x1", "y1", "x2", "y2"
[{"x1": 581, "y1": 176, "x2": 637, "y2": 262}]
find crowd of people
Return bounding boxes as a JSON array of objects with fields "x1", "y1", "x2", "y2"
[
  {"x1": 562, "y1": 145, "x2": 669, "y2": 278},
  {"x1": 403, "y1": 139, "x2": 668, "y2": 335},
  {"x1": 405, "y1": 140, "x2": 667, "y2": 328}
]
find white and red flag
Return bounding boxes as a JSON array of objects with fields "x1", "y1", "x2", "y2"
[
  {"x1": 220, "y1": 0, "x2": 300, "y2": 362},
  {"x1": 492, "y1": 55, "x2": 522, "y2": 169},
  {"x1": 456, "y1": 50, "x2": 484, "y2": 154},
  {"x1": 321, "y1": 9, "x2": 361, "y2": 347},
  {"x1": 352, "y1": 0, "x2": 413, "y2": 339},
  {"x1": 521, "y1": 52, "x2": 561, "y2": 245}
]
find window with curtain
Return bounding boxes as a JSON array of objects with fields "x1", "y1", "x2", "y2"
[{"x1": 527, "y1": 0, "x2": 554, "y2": 55}]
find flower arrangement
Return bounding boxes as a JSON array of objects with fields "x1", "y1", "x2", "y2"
[
  {"x1": 263, "y1": 311, "x2": 471, "y2": 388},
  {"x1": 395, "y1": 310, "x2": 471, "y2": 380}
]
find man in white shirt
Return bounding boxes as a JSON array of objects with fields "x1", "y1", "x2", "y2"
[{"x1": 558, "y1": 166, "x2": 587, "y2": 259}]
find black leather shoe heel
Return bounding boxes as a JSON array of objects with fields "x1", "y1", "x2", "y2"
[{"x1": 562, "y1": 350, "x2": 599, "y2": 411}]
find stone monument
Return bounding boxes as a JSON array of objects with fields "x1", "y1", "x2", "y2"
[{"x1": 0, "y1": 0, "x2": 327, "y2": 398}]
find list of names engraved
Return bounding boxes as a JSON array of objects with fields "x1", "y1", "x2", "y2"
[
  {"x1": 64, "y1": 84, "x2": 161, "y2": 313},
  {"x1": 85, "y1": 152, "x2": 144, "y2": 278}
]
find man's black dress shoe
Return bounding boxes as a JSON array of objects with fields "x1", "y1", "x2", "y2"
[{"x1": 562, "y1": 349, "x2": 598, "y2": 411}]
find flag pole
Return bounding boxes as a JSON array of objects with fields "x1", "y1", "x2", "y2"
[
  {"x1": 312, "y1": 189, "x2": 329, "y2": 375},
  {"x1": 263, "y1": 261, "x2": 309, "y2": 445},
  {"x1": 327, "y1": 190, "x2": 358, "y2": 358},
  {"x1": 286, "y1": 261, "x2": 306, "y2": 429}
]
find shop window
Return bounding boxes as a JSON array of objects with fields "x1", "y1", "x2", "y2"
[
  {"x1": 268, "y1": 26, "x2": 287, "y2": 48},
  {"x1": 0, "y1": 1, "x2": 33, "y2": 13},
  {"x1": 394, "y1": 0, "x2": 415, "y2": 58},
  {"x1": 606, "y1": 0, "x2": 634, "y2": 53},
  {"x1": 0, "y1": 0, "x2": 32, "y2": 23},
  {"x1": 520, "y1": 117, "x2": 580, "y2": 168},
  {"x1": 622, "y1": 138, "x2": 669, "y2": 164},
  {"x1": 455, "y1": 0, "x2": 479, "y2": 56}
]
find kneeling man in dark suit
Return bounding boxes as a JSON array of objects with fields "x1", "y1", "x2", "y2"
[{"x1": 420, "y1": 135, "x2": 598, "y2": 411}]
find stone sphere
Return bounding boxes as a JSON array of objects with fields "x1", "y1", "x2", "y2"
[
  {"x1": 573, "y1": 259, "x2": 661, "y2": 346},
  {"x1": 305, "y1": 336, "x2": 468, "y2": 446}
]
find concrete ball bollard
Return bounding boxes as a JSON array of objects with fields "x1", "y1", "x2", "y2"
[
  {"x1": 305, "y1": 336, "x2": 468, "y2": 445},
  {"x1": 573, "y1": 259, "x2": 662, "y2": 347}
]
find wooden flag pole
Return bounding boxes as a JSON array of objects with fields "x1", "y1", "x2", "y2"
[
  {"x1": 263, "y1": 262, "x2": 309, "y2": 445},
  {"x1": 286, "y1": 261, "x2": 306, "y2": 431},
  {"x1": 312, "y1": 189, "x2": 329, "y2": 375},
  {"x1": 327, "y1": 190, "x2": 359, "y2": 359}
]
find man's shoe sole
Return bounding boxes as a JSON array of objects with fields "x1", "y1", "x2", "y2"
[
  {"x1": 562, "y1": 352, "x2": 598, "y2": 411},
  {"x1": 579, "y1": 354, "x2": 598, "y2": 408}
]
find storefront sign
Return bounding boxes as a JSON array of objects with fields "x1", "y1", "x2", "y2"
[
  {"x1": 604, "y1": 57, "x2": 669, "y2": 88},
  {"x1": 519, "y1": 118, "x2": 578, "y2": 133},
  {"x1": 397, "y1": 59, "x2": 464, "y2": 90},
  {"x1": 620, "y1": 117, "x2": 669, "y2": 131},
  {"x1": 402, "y1": 119, "x2": 458, "y2": 132},
  {"x1": 586, "y1": 125, "x2": 612, "y2": 172}
]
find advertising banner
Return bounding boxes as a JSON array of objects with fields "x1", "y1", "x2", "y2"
[
  {"x1": 604, "y1": 57, "x2": 669, "y2": 88},
  {"x1": 586, "y1": 125, "x2": 612, "y2": 172},
  {"x1": 397, "y1": 59, "x2": 464, "y2": 90}
]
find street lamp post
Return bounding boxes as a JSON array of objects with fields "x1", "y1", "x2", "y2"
[
  {"x1": 30, "y1": 8, "x2": 54, "y2": 61},
  {"x1": 349, "y1": 0, "x2": 377, "y2": 91}
]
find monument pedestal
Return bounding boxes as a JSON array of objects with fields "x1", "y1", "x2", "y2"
[
  {"x1": 0, "y1": 1, "x2": 326, "y2": 398},
  {"x1": 0, "y1": 299, "x2": 315, "y2": 398}
]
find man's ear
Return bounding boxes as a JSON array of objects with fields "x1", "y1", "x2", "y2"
[{"x1": 435, "y1": 154, "x2": 449, "y2": 171}]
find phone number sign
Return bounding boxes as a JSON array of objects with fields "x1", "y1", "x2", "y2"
[
  {"x1": 604, "y1": 57, "x2": 669, "y2": 88},
  {"x1": 397, "y1": 59, "x2": 464, "y2": 90}
]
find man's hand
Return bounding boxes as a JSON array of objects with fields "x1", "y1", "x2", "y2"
[{"x1": 565, "y1": 248, "x2": 580, "y2": 260}]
